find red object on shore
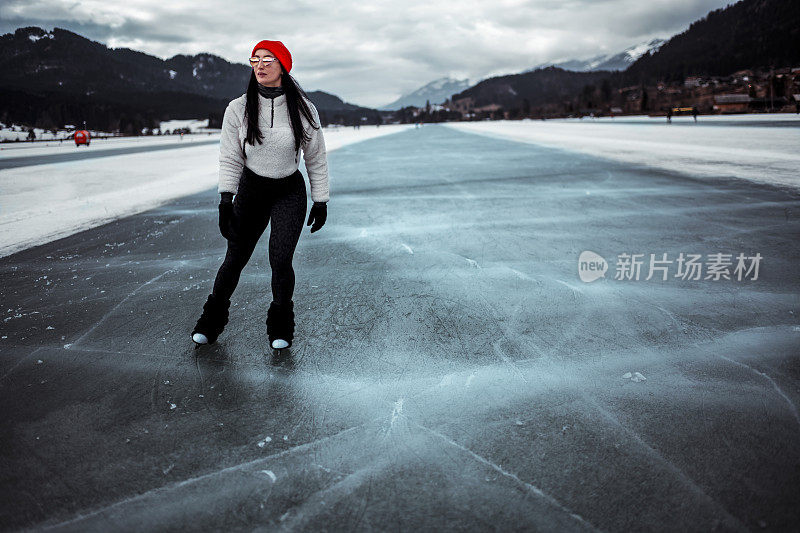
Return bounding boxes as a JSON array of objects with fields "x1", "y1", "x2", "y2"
[{"x1": 74, "y1": 130, "x2": 90, "y2": 146}]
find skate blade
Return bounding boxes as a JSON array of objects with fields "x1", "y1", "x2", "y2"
[
  {"x1": 192, "y1": 339, "x2": 214, "y2": 349},
  {"x1": 270, "y1": 346, "x2": 294, "y2": 367}
]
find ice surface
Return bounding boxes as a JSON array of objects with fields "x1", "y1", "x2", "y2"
[{"x1": 0, "y1": 123, "x2": 798, "y2": 530}]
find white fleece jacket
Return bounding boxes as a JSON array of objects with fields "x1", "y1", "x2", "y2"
[{"x1": 218, "y1": 93, "x2": 330, "y2": 202}]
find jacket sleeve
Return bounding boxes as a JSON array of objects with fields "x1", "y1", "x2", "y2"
[
  {"x1": 302, "y1": 102, "x2": 330, "y2": 203},
  {"x1": 218, "y1": 101, "x2": 244, "y2": 194}
]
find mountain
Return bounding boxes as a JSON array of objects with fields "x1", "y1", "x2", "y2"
[
  {"x1": 593, "y1": 39, "x2": 666, "y2": 71},
  {"x1": 380, "y1": 77, "x2": 472, "y2": 110},
  {"x1": 527, "y1": 38, "x2": 665, "y2": 73},
  {"x1": 0, "y1": 27, "x2": 250, "y2": 99},
  {"x1": 623, "y1": 0, "x2": 800, "y2": 83},
  {"x1": 304, "y1": 90, "x2": 383, "y2": 125},
  {"x1": 305, "y1": 91, "x2": 361, "y2": 111},
  {"x1": 449, "y1": 0, "x2": 800, "y2": 117},
  {"x1": 450, "y1": 66, "x2": 611, "y2": 110},
  {"x1": 0, "y1": 26, "x2": 382, "y2": 131}
]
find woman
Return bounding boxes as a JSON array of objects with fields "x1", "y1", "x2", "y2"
[{"x1": 191, "y1": 39, "x2": 329, "y2": 352}]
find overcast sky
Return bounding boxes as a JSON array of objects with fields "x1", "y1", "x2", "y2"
[{"x1": 1, "y1": 0, "x2": 733, "y2": 107}]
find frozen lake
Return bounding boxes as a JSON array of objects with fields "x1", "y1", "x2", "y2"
[
  {"x1": 0, "y1": 124, "x2": 413, "y2": 258},
  {"x1": 1, "y1": 123, "x2": 799, "y2": 530}
]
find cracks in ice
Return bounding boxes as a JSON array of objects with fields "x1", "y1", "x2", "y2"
[
  {"x1": 464, "y1": 371, "x2": 476, "y2": 388},
  {"x1": 552, "y1": 278, "x2": 583, "y2": 297},
  {"x1": 300, "y1": 198, "x2": 800, "y2": 241},
  {"x1": 67, "y1": 268, "x2": 177, "y2": 349},
  {"x1": 583, "y1": 395, "x2": 748, "y2": 531},
  {"x1": 276, "y1": 395, "x2": 599, "y2": 531},
  {"x1": 492, "y1": 343, "x2": 528, "y2": 384},
  {"x1": 464, "y1": 257, "x2": 479, "y2": 269},
  {"x1": 276, "y1": 461, "x2": 387, "y2": 530},
  {"x1": 0, "y1": 346, "x2": 47, "y2": 383},
  {"x1": 415, "y1": 422, "x2": 600, "y2": 532},
  {"x1": 36, "y1": 422, "x2": 373, "y2": 531},
  {"x1": 508, "y1": 267, "x2": 535, "y2": 281},
  {"x1": 718, "y1": 354, "x2": 800, "y2": 428},
  {"x1": 380, "y1": 397, "x2": 408, "y2": 438}
]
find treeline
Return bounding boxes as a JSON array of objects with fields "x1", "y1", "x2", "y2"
[
  {"x1": 305, "y1": 90, "x2": 385, "y2": 126},
  {"x1": 393, "y1": 105, "x2": 462, "y2": 124},
  {"x1": 452, "y1": 67, "x2": 613, "y2": 110},
  {"x1": 0, "y1": 86, "x2": 387, "y2": 132},
  {"x1": 0, "y1": 89, "x2": 227, "y2": 133},
  {"x1": 623, "y1": 0, "x2": 800, "y2": 84},
  {"x1": 316, "y1": 108, "x2": 384, "y2": 126}
]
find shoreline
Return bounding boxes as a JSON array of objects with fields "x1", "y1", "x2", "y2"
[{"x1": 0, "y1": 124, "x2": 414, "y2": 258}]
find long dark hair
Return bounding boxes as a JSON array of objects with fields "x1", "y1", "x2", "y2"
[{"x1": 244, "y1": 69, "x2": 320, "y2": 152}]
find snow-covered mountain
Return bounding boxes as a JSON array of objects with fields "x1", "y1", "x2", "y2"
[
  {"x1": 528, "y1": 38, "x2": 666, "y2": 73},
  {"x1": 379, "y1": 77, "x2": 471, "y2": 110}
]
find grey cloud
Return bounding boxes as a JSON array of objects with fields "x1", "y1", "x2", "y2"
[
  {"x1": 603, "y1": 0, "x2": 732, "y2": 36},
  {"x1": 0, "y1": 17, "x2": 124, "y2": 43},
  {"x1": 1, "y1": 0, "x2": 735, "y2": 107},
  {"x1": 109, "y1": 20, "x2": 191, "y2": 45}
]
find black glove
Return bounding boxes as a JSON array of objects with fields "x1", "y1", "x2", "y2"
[
  {"x1": 306, "y1": 202, "x2": 327, "y2": 233},
  {"x1": 218, "y1": 196, "x2": 237, "y2": 241}
]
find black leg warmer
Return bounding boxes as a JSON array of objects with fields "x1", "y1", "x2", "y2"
[
  {"x1": 266, "y1": 301, "x2": 295, "y2": 346},
  {"x1": 192, "y1": 294, "x2": 231, "y2": 344}
]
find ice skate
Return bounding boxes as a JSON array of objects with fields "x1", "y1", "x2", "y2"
[
  {"x1": 267, "y1": 301, "x2": 294, "y2": 355},
  {"x1": 192, "y1": 333, "x2": 210, "y2": 345},
  {"x1": 191, "y1": 294, "x2": 230, "y2": 347}
]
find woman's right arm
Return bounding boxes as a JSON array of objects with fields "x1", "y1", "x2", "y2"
[{"x1": 218, "y1": 101, "x2": 244, "y2": 195}]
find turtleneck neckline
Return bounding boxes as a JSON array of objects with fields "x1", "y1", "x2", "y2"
[{"x1": 257, "y1": 84, "x2": 285, "y2": 99}]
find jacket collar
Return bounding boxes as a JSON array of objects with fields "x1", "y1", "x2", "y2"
[{"x1": 258, "y1": 93, "x2": 286, "y2": 107}]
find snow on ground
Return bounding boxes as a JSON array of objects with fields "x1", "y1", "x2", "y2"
[
  {"x1": 0, "y1": 124, "x2": 407, "y2": 158},
  {"x1": 158, "y1": 119, "x2": 211, "y2": 133},
  {"x1": 0, "y1": 132, "x2": 220, "y2": 157},
  {"x1": 0, "y1": 119, "x2": 210, "y2": 142},
  {"x1": 444, "y1": 113, "x2": 800, "y2": 191},
  {"x1": 0, "y1": 124, "x2": 111, "y2": 142},
  {"x1": 0, "y1": 124, "x2": 412, "y2": 258}
]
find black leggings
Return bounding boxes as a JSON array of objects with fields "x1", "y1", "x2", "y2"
[{"x1": 212, "y1": 166, "x2": 307, "y2": 305}]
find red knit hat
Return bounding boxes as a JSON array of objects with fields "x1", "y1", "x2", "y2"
[{"x1": 251, "y1": 40, "x2": 292, "y2": 73}]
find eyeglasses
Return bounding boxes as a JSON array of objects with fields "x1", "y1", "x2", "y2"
[{"x1": 249, "y1": 56, "x2": 279, "y2": 67}]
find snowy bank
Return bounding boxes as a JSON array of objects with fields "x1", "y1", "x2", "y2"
[
  {"x1": 0, "y1": 118, "x2": 209, "y2": 143},
  {"x1": 444, "y1": 114, "x2": 800, "y2": 191},
  {"x1": 0, "y1": 124, "x2": 413, "y2": 258},
  {"x1": 0, "y1": 132, "x2": 218, "y2": 157}
]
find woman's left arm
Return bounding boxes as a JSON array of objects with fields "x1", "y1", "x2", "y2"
[{"x1": 302, "y1": 104, "x2": 330, "y2": 203}]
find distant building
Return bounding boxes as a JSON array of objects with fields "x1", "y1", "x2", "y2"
[
  {"x1": 474, "y1": 103, "x2": 502, "y2": 113},
  {"x1": 713, "y1": 94, "x2": 751, "y2": 113},
  {"x1": 450, "y1": 96, "x2": 475, "y2": 114},
  {"x1": 731, "y1": 70, "x2": 753, "y2": 82}
]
